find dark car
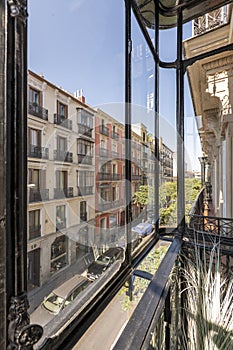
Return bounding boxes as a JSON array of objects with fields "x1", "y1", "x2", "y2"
[
  {"x1": 30, "y1": 275, "x2": 91, "y2": 327},
  {"x1": 132, "y1": 222, "x2": 154, "y2": 237},
  {"x1": 87, "y1": 247, "x2": 124, "y2": 280}
]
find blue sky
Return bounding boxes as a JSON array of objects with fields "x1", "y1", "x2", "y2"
[{"x1": 28, "y1": 0, "x2": 201, "y2": 169}]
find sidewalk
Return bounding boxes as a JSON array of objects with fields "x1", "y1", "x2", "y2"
[{"x1": 28, "y1": 252, "x2": 94, "y2": 313}]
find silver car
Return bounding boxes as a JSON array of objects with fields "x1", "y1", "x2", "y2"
[{"x1": 30, "y1": 275, "x2": 91, "y2": 327}]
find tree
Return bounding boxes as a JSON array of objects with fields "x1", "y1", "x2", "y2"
[{"x1": 132, "y1": 185, "x2": 154, "y2": 207}]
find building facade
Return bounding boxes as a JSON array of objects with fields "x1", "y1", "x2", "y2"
[
  {"x1": 27, "y1": 71, "x2": 96, "y2": 289},
  {"x1": 184, "y1": 4, "x2": 233, "y2": 218}
]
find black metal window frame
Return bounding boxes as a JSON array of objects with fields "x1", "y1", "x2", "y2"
[{"x1": 1, "y1": 1, "x2": 233, "y2": 350}]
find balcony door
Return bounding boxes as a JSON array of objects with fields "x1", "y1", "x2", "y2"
[
  {"x1": 29, "y1": 87, "x2": 41, "y2": 111},
  {"x1": 56, "y1": 170, "x2": 67, "y2": 190},
  {"x1": 28, "y1": 248, "x2": 40, "y2": 291},
  {"x1": 57, "y1": 136, "x2": 67, "y2": 153},
  {"x1": 28, "y1": 169, "x2": 45, "y2": 190}
]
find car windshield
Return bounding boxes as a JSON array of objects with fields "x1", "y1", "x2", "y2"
[
  {"x1": 42, "y1": 292, "x2": 65, "y2": 314},
  {"x1": 96, "y1": 255, "x2": 111, "y2": 265}
]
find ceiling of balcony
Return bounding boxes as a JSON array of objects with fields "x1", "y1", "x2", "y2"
[{"x1": 134, "y1": 0, "x2": 232, "y2": 29}]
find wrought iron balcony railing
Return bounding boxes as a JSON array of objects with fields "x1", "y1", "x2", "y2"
[
  {"x1": 112, "y1": 150, "x2": 119, "y2": 159},
  {"x1": 193, "y1": 7, "x2": 228, "y2": 36},
  {"x1": 54, "y1": 150, "x2": 73, "y2": 163},
  {"x1": 77, "y1": 123, "x2": 93, "y2": 137},
  {"x1": 112, "y1": 173, "x2": 122, "y2": 181},
  {"x1": 98, "y1": 172, "x2": 112, "y2": 181},
  {"x1": 131, "y1": 174, "x2": 142, "y2": 181},
  {"x1": 99, "y1": 125, "x2": 110, "y2": 137},
  {"x1": 54, "y1": 187, "x2": 74, "y2": 199},
  {"x1": 112, "y1": 131, "x2": 119, "y2": 139},
  {"x1": 29, "y1": 188, "x2": 49, "y2": 203},
  {"x1": 29, "y1": 225, "x2": 41, "y2": 240},
  {"x1": 28, "y1": 144, "x2": 49, "y2": 159},
  {"x1": 98, "y1": 199, "x2": 124, "y2": 212},
  {"x1": 56, "y1": 219, "x2": 66, "y2": 231},
  {"x1": 77, "y1": 154, "x2": 93, "y2": 165},
  {"x1": 54, "y1": 114, "x2": 72, "y2": 130},
  {"x1": 77, "y1": 186, "x2": 93, "y2": 196},
  {"x1": 28, "y1": 102, "x2": 48, "y2": 121},
  {"x1": 99, "y1": 147, "x2": 111, "y2": 158}
]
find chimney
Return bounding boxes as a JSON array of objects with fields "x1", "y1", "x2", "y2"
[{"x1": 74, "y1": 89, "x2": 85, "y2": 104}]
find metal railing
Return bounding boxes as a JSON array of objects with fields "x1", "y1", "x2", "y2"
[
  {"x1": 28, "y1": 102, "x2": 48, "y2": 120},
  {"x1": 54, "y1": 114, "x2": 72, "y2": 130},
  {"x1": 54, "y1": 150, "x2": 73, "y2": 163},
  {"x1": 193, "y1": 7, "x2": 228, "y2": 36},
  {"x1": 54, "y1": 187, "x2": 74, "y2": 199},
  {"x1": 99, "y1": 125, "x2": 110, "y2": 137},
  {"x1": 113, "y1": 237, "x2": 182, "y2": 350},
  {"x1": 189, "y1": 214, "x2": 233, "y2": 237},
  {"x1": 29, "y1": 225, "x2": 41, "y2": 240},
  {"x1": 77, "y1": 123, "x2": 93, "y2": 137},
  {"x1": 28, "y1": 144, "x2": 49, "y2": 159},
  {"x1": 77, "y1": 186, "x2": 93, "y2": 196},
  {"x1": 29, "y1": 188, "x2": 49, "y2": 203},
  {"x1": 77, "y1": 154, "x2": 93, "y2": 165}
]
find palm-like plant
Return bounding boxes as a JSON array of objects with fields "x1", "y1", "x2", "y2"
[{"x1": 180, "y1": 236, "x2": 233, "y2": 350}]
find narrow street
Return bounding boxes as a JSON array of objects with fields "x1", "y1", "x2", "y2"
[{"x1": 73, "y1": 292, "x2": 132, "y2": 350}]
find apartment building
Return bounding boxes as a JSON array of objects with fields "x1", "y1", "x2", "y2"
[
  {"x1": 27, "y1": 71, "x2": 95, "y2": 290},
  {"x1": 159, "y1": 138, "x2": 174, "y2": 184},
  {"x1": 184, "y1": 4, "x2": 233, "y2": 218},
  {"x1": 95, "y1": 109, "x2": 125, "y2": 246}
]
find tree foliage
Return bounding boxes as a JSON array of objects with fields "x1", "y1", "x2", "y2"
[
  {"x1": 132, "y1": 178, "x2": 202, "y2": 226},
  {"x1": 132, "y1": 185, "x2": 154, "y2": 207}
]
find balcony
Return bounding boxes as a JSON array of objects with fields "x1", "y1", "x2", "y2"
[
  {"x1": 29, "y1": 225, "x2": 41, "y2": 240},
  {"x1": 29, "y1": 188, "x2": 49, "y2": 203},
  {"x1": 98, "y1": 198, "x2": 124, "y2": 212},
  {"x1": 54, "y1": 150, "x2": 73, "y2": 163},
  {"x1": 112, "y1": 131, "x2": 119, "y2": 139},
  {"x1": 193, "y1": 7, "x2": 228, "y2": 36},
  {"x1": 98, "y1": 172, "x2": 112, "y2": 181},
  {"x1": 77, "y1": 186, "x2": 93, "y2": 196},
  {"x1": 131, "y1": 174, "x2": 142, "y2": 181},
  {"x1": 112, "y1": 150, "x2": 119, "y2": 159},
  {"x1": 77, "y1": 124, "x2": 92, "y2": 138},
  {"x1": 99, "y1": 125, "x2": 109, "y2": 137},
  {"x1": 99, "y1": 147, "x2": 111, "y2": 158},
  {"x1": 77, "y1": 154, "x2": 93, "y2": 165},
  {"x1": 80, "y1": 212, "x2": 87, "y2": 222},
  {"x1": 56, "y1": 219, "x2": 66, "y2": 231},
  {"x1": 54, "y1": 114, "x2": 72, "y2": 130},
  {"x1": 54, "y1": 187, "x2": 74, "y2": 199},
  {"x1": 28, "y1": 144, "x2": 49, "y2": 159},
  {"x1": 112, "y1": 173, "x2": 122, "y2": 181},
  {"x1": 98, "y1": 201, "x2": 112, "y2": 212},
  {"x1": 28, "y1": 102, "x2": 48, "y2": 121}
]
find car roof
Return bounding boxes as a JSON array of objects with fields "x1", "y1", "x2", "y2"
[
  {"x1": 52, "y1": 275, "x2": 89, "y2": 299},
  {"x1": 136, "y1": 223, "x2": 152, "y2": 228},
  {"x1": 102, "y1": 247, "x2": 122, "y2": 258}
]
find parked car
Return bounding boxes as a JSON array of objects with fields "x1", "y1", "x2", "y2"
[
  {"x1": 132, "y1": 222, "x2": 154, "y2": 237},
  {"x1": 30, "y1": 275, "x2": 91, "y2": 327},
  {"x1": 87, "y1": 247, "x2": 124, "y2": 280}
]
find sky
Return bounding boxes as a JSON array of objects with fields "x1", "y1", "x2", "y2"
[{"x1": 28, "y1": 0, "x2": 202, "y2": 170}]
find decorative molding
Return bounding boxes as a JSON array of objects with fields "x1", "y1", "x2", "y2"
[
  {"x1": 7, "y1": 294, "x2": 43, "y2": 349},
  {"x1": 28, "y1": 76, "x2": 43, "y2": 91},
  {"x1": 8, "y1": 0, "x2": 28, "y2": 22},
  {"x1": 55, "y1": 89, "x2": 70, "y2": 105},
  {"x1": 203, "y1": 55, "x2": 233, "y2": 72}
]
